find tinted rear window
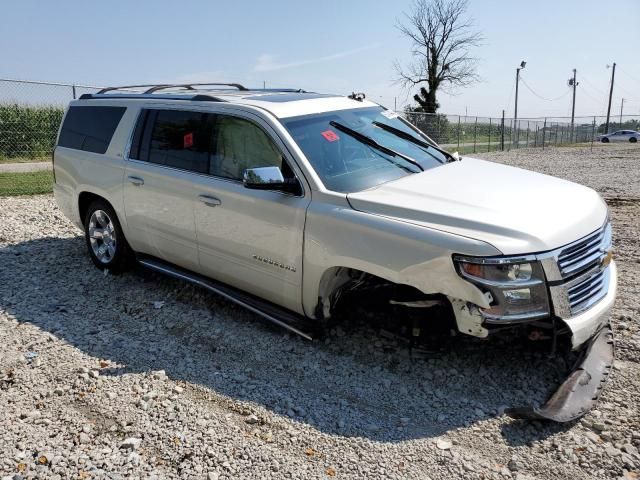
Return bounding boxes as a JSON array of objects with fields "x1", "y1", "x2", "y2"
[
  {"x1": 146, "y1": 110, "x2": 213, "y2": 174},
  {"x1": 58, "y1": 106, "x2": 126, "y2": 154}
]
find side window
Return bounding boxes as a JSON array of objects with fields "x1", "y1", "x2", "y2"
[
  {"x1": 143, "y1": 109, "x2": 213, "y2": 174},
  {"x1": 58, "y1": 106, "x2": 126, "y2": 154},
  {"x1": 212, "y1": 116, "x2": 283, "y2": 180}
]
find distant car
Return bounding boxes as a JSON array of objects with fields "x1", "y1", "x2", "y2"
[{"x1": 596, "y1": 130, "x2": 639, "y2": 143}]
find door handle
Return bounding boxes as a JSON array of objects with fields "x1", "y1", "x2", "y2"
[
  {"x1": 127, "y1": 176, "x2": 144, "y2": 186},
  {"x1": 198, "y1": 194, "x2": 221, "y2": 207}
]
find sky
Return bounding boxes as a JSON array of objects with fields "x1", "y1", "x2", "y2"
[{"x1": 1, "y1": 0, "x2": 639, "y2": 118}]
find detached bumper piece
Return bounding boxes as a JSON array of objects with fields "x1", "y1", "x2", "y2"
[{"x1": 505, "y1": 323, "x2": 614, "y2": 422}]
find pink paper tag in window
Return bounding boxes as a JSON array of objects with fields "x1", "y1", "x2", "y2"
[
  {"x1": 321, "y1": 130, "x2": 339, "y2": 142},
  {"x1": 183, "y1": 132, "x2": 194, "y2": 148}
]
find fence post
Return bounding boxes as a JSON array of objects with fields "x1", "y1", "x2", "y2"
[
  {"x1": 473, "y1": 116, "x2": 477, "y2": 153},
  {"x1": 555, "y1": 123, "x2": 559, "y2": 146},
  {"x1": 457, "y1": 115, "x2": 461, "y2": 151},
  {"x1": 488, "y1": 117, "x2": 492, "y2": 152},
  {"x1": 534, "y1": 124, "x2": 538, "y2": 148},
  {"x1": 526, "y1": 120, "x2": 530, "y2": 147},
  {"x1": 542, "y1": 118, "x2": 547, "y2": 150},
  {"x1": 591, "y1": 116, "x2": 596, "y2": 152},
  {"x1": 72, "y1": 84, "x2": 77, "y2": 99},
  {"x1": 500, "y1": 110, "x2": 505, "y2": 151}
]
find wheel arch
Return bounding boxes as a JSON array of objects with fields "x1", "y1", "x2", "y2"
[
  {"x1": 78, "y1": 191, "x2": 113, "y2": 224},
  {"x1": 313, "y1": 265, "x2": 443, "y2": 321}
]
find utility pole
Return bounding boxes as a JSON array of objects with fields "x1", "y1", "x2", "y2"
[
  {"x1": 514, "y1": 61, "x2": 526, "y2": 144},
  {"x1": 569, "y1": 69, "x2": 578, "y2": 142},
  {"x1": 605, "y1": 62, "x2": 616, "y2": 134},
  {"x1": 620, "y1": 98, "x2": 625, "y2": 129}
]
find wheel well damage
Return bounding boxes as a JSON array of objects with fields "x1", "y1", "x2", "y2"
[{"x1": 315, "y1": 267, "x2": 457, "y2": 332}]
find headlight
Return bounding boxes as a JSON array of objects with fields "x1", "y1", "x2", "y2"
[{"x1": 453, "y1": 255, "x2": 550, "y2": 323}]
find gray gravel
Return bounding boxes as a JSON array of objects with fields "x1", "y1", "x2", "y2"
[{"x1": 0, "y1": 144, "x2": 639, "y2": 479}]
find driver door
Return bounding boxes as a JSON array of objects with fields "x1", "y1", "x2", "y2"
[{"x1": 191, "y1": 112, "x2": 310, "y2": 313}]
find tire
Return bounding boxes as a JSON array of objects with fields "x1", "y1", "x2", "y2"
[
  {"x1": 83, "y1": 199, "x2": 133, "y2": 273},
  {"x1": 601, "y1": 137, "x2": 609, "y2": 143},
  {"x1": 630, "y1": 137, "x2": 637, "y2": 143}
]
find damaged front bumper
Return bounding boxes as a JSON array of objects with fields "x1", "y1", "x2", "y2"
[
  {"x1": 505, "y1": 322, "x2": 614, "y2": 422},
  {"x1": 449, "y1": 261, "x2": 617, "y2": 422},
  {"x1": 504, "y1": 263, "x2": 616, "y2": 422}
]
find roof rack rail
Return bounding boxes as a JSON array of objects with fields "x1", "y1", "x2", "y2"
[
  {"x1": 96, "y1": 84, "x2": 170, "y2": 94},
  {"x1": 144, "y1": 83, "x2": 248, "y2": 93},
  {"x1": 78, "y1": 93, "x2": 225, "y2": 102},
  {"x1": 96, "y1": 82, "x2": 248, "y2": 95}
]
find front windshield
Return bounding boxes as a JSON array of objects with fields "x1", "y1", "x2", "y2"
[{"x1": 282, "y1": 106, "x2": 449, "y2": 193}]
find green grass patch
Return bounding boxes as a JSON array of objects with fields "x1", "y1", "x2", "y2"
[{"x1": 0, "y1": 170, "x2": 53, "y2": 196}]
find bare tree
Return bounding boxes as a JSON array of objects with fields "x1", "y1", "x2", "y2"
[{"x1": 395, "y1": 0, "x2": 482, "y2": 113}]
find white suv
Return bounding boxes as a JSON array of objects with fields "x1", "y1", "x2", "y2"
[{"x1": 54, "y1": 83, "x2": 616, "y2": 422}]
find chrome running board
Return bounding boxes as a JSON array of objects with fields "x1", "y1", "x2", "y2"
[{"x1": 138, "y1": 257, "x2": 315, "y2": 341}]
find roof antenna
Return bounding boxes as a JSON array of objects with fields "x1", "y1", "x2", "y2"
[{"x1": 348, "y1": 92, "x2": 366, "y2": 102}]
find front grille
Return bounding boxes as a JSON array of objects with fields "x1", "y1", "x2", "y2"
[
  {"x1": 567, "y1": 269, "x2": 607, "y2": 315},
  {"x1": 557, "y1": 226, "x2": 607, "y2": 279},
  {"x1": 544, "y1": 222, "x2": 613, "y2": 318}
]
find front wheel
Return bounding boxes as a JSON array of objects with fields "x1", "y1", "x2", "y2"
[
  {"x1": 601, "y1": 137, "x2": 610, "y2": 143},
  {"x1": 84, "y1": 200, "x2": 133, "y2": 273}
]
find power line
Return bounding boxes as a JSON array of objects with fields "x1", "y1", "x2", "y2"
[
  {"x1": 519, "y1": 75, "x2": 571, "y2": 102},
  {"x1": 581, "y1": 75, "x2": 607, "y2": 95},
  {"x1": 617, "y1": 65, "x2": 640, "y2": 84}
]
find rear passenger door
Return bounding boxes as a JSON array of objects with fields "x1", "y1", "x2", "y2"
[{"x1": 123, "y1": 108, "x2": 212, "y2": 271}]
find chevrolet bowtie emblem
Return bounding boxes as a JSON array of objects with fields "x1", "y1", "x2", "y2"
[{"x1": 601, "y1": 249, "x2": 613, "y2": 268}]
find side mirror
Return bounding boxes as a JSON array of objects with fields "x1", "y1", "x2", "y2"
[{"x1": 243, "y1": 166, "x2": 300, "y2": 194}]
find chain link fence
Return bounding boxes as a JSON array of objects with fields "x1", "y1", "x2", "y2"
[
  {"x1": 0, "y1": 76, "x2": 638, "y2": 170},
  {"x1": 401, "y1": 111, "x2": 640, "y2": 154},
  {"x1": 0, "y1": 78, "x2": 101, "y2": 163}
]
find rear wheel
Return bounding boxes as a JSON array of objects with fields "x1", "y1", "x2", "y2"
[
  {"x1": 83, "y1": 200, "x2": 133, "y2": 273},
  {"x1": 630, "y1": 137, "x2": 637, "y2": 143}
]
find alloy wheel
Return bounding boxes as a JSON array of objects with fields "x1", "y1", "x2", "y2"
[{"x1": 88, "y1": 209, "x2": 117, "y2": 264}]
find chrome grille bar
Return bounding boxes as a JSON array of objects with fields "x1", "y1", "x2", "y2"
[
  {"x1": 542, "y1": 220, "x2": 612, "y2": 318},
  {"x1": 558, "y1": 227, "x2": 606, "y2": 278}
]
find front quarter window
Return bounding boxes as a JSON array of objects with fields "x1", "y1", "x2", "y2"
[{"x1": 283, "y1": 107, "x2": 449, "y2": 193}]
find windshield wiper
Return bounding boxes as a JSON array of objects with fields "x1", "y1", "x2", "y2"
[
  {"x1": 372, "y1": 120, "x2": 456, "y2": 162},
  {"x1": 372, "y1": 121, "x2": 434, "y2": 149},
  {"x1": 329, "y1": 121, "x2": 424, "y2": 172}
]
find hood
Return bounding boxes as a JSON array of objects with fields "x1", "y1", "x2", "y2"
[{"x1": 347, "y1": 157, "x2": 608, "y2": 255}]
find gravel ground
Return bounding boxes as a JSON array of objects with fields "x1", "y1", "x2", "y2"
[{"x1": 0, "y1": 144, "x2": 639, "y2": 480}]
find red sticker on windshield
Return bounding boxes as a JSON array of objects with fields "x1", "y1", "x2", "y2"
[
  {"x1": 321, "y1": 130, "x2": 339, "y2": 142},
  {"x1": 183, "y1": 132, "x2": 194, "y2": 148}
]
